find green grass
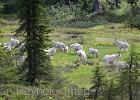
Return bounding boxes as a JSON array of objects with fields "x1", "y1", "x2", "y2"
[
  {"x1": 0, "y1": 21, "x2": 140, "y2": 99},
  {"x1": 48, "y1": 23, "x2": 140, "y2": 89}
]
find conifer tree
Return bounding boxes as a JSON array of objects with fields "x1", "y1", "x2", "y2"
[
  {"x1": 0, "y1": 31, "x2": 17, "y2": 84},
  {"x1": 16, "y1": 0, "x2": 53, "y2": 85},
  {"x1": 116, "y1": 43, "x2": 140, "y2": 100},
  {"x1": 88, "y1": 64, "x2": 107, "y2": 100},
  {"x1": 102, "y1": 79, "x2": 117, "y2": 100}
]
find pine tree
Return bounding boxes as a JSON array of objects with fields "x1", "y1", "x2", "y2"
[
  {"x1": 116, "y1": 43, "x2": 140, "y2": 100},
  {"x1": 88, "y1": 64, "x2": 107, "y2": 100},
  {"x1": 0, "y1": 31, "x2": 17, "y2": 84},
  {"x1": 16, "y1": 0, "x2": 53, "y2": 85},
  {"x1": 102, "y1": 79, "x2": 117, "y2": 100}
]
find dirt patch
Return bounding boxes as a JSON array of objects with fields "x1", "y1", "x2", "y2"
[
  {"x1": 65, "y1": 35, "x2": 83, "y2": 41},
  {"x1": 65, "y1": 31, "x2": 85, "y2": 34},
  {"x1": 69, "y1": 35, "x2": 82, "y2": 39},
  {"x1": 95, "y1": 38, "x2": 113, "y2": 42},
  {"x1": 127, "y1": 38, "x2": 140, "y2": 42},
  {"x1": 3, "y1": 33, "x2": 14, "y2": 37}
]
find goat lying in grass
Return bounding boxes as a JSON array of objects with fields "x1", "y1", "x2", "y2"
[{"x1": 117, "y1": 62, "x2": 135, "y2": 72}]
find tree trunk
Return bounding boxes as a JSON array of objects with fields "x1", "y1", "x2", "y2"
[
  {"x1": 64, "y1": 0, "x2": 70, "y2": 7},
  {"x1": 92, "y1": 0, "x2": 99, "y2": 12},
  {"x1": 26, "y1": 0, "x2": 35, "y2": 85},
  {"x1": 129, "y1": 55, "x2": 133, "y2": 100}
]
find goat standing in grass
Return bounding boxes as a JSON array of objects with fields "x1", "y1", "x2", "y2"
[
  {"x1": 51, "y1": 41, "x2": 66, "y2": 51},
  {"x1": 103, "y1": 53, "x2": 122, "y2": 67},
  {"x1": 88, "y1": 48, "x2": 98, "y2": 58},
  {"x1": 77, "y1": 50, "x2": 86, "y2": 62},
  {"x1": 4, "y1": 45, "x2": 12, "y2": 52},
  {"x1": 114, "y1": 39, "x2": 129, "y2": 52},
  {"x1": 10, "y1": 38, "x2": 20, "y2": 48},
  {"x1": 16, "y1": 56, "x2": 27, "y2": 68},
  {"x1": 44, "y1": 47, "x2": 56, "y2": 57},
  {"x1": 70, "y1": 43, "x2": 83, "y2": 53}
]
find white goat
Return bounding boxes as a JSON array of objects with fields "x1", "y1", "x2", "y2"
[
  {"x1": 3, "y1": 42, "x2": 10, "y2": 47},
  {"x1": 44, "y1": 47, "x2": 56, "y2": 56},
  {"x1": 103, "y1": 53, "x2": 122, "y2": 67},
  {"x1": 51, "y1": 41, "x2": 66, "y2": 51},
  {"x1": 117, "y1": 62, "x2": 135, "y2": 72},
  {"x1": 16, "y1": 56, "x2": 27, "y2": 68},
  {"x1": 114, "y1": 39, "x2": 129, "y2": 52},
  {"x1": 10, "y1": 38, "x2": 20, "y2": 48},
  {"x1": 4, "y1": 45, "x2": 12, "y2": 52},
  {"x1": 70, "y1": 43, "x2": 83, "y2": 53},
  {"x1": 76, "y1": 50, "x2": 86, "y2": 62},
  {"x1": 88, "y1": 48, "x2": 98, "y2": 58},
  {"x1": 64, "y1": 46, "x2": 68, "y2": 52},
  {"x1": 117, "y1": 62, "x2": 128, "y2": 72},
  {"x1": 19, "y1": 43, "x2": 25, "y2": 50}
]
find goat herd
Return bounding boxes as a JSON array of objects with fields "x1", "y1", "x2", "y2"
[{"x1": 1, "y1": 37, "x2": 132, "y2": 72}]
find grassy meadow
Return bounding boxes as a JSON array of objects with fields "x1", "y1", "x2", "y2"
[
  {"x1": 50, "y1": 23, "x2": 140, "y2": 89},
  {"x1": 1, "y1": 19, "x2": 140, "y2": 92},
  {"x1": 0, "y1": 20, "x2": 140, "y2": 88}
]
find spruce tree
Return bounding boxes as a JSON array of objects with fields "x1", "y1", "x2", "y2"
[
  {"x1": 16, "y1": 0, "x2": 53, "y2": 85},
  {"x1": 102, "y1": 79, "x2": 117, "y2": 100},
  {"x1": 88, "y1": 64, "x2": 107, "y2": 100},
  {"x1": 0, "y1": 31, "x2": 17, "y2": 84},
  {"x1": 116, "y1": 43, "x2": 140, "y2": 100}
]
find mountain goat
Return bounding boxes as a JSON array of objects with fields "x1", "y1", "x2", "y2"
[
  {"x1": 10, "y1": 38, "x2": 20, "y2": 48},
  {"x1": 44, "y1": 47, "x2": 56, "y2": 56},
  {"x1": 4, "y1": 45, "x2": 12, "y2": 52},
  {"x1": 70, "y1": 43, "x2": 83, "y2": 53},
  {"x1": 76, "y1": 50, "x2": 86, "y2": 62},
  {"x1": 16, "y1": 56, "x2": 27, "y2": 68},
  {"x1": 117, "y1": 62, "x2": 135, "y2": 72},
  {"x1": 103, "y1": 53, "x2": 122, "y2": 67},
  {"x1": 51, "y1": 41, "x2": 66, "y2": 51},
  {"x1": 88, "y1": 48, "x2": 98, "y2": 58},
  {"x1": 114, "y1": 39, "x2": 129, "y2": 52},
  {"x1": 64, "y1": 46, "x2": 68, "y2": 52}
]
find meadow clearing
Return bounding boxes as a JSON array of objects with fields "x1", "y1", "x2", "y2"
[{"x1": 1, "y1": 20, "x2": 140, "y2": 90}]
